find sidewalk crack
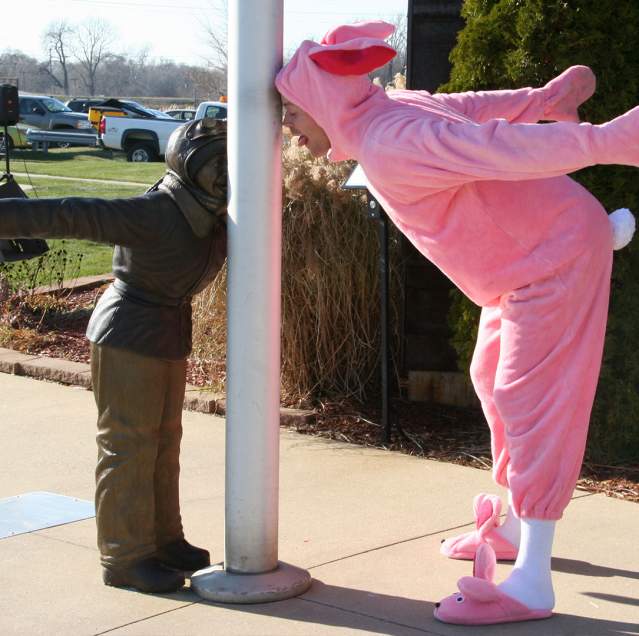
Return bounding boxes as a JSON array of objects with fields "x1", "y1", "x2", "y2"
[
  {"x1": 299, "y1": 597, "x2": 449, "y2": 635},
  {"x1": 307, "y1": 522, "x2": 474, "y2": 570},
  {"x1": 92, "y1": 603, "x2": 197, "y2": 635}
]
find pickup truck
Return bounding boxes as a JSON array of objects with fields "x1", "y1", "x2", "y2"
[
  {"x1": 194, "y1": 101, "x2": 227, "y2": 121},
  {"x1": 97, "y1": 109, "x2": 184, "y2": 162},
  {"x1": 98, "y1": 99, "x2": 227, "y2": 162},
  {"x1": 88, "y1": 98, "x2": 165, "y2": 129},
  {"x1": 18, "y1": 94, "x2": 93, "y2": 133}
]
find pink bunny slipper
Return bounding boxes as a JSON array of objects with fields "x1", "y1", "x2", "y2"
[
  {"x1": 440, "y1": 493, "x2": 518, "y2": 561},
  {"x1": 434, "y1": 543, "x2": 553, "y2": 625}
]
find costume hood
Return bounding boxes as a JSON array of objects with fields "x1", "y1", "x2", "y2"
[{"x1": 275, "y1": 21, "x2": 396, "y2": 161}]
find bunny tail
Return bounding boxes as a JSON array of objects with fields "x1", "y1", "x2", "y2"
[{"x1": 609, "y1": 208, "x2": 636, "y2": 250}]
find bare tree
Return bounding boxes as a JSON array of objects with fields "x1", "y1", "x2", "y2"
[
  {"x1": 0, "y1": 51, "x2": 51, "y2": 93},
  {"x1": 188, "y1": 65, "x2": 226, "y2": 102},
  {"x1": 375, "y1": 13, "x2": 408, "y2": 87},
  {"x1": 72, "y1": 19, "x2": 116, "y2": 95},
  {"x1": 41, "y1": 20, "x2": 74, "y2": 95},
  {"x1": 201, "y1": 0, "x2": 228, "y2": 73},
  {"x1": 389, "y1": 13, "x2": 408, "y2": 73}
]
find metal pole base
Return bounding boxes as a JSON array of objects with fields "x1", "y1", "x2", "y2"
[{"x1": 191, "y1": 561, "x2": 312, "y2": 604}]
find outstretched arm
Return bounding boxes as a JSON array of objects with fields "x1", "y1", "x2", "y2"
[
  {"x1": 366, "y1": 104, "x2": 639, "y2": 191},
  {"x1": 430, "y1": 86, "x2": 548, "y2": 124},
  {"x1": 0, "y1": 192, "x2": 175, "y2": 247},
  {"x1": 430, "y1": 66, "x2": 596, "y2": 124}
]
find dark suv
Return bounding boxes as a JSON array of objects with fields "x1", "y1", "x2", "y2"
[{"x1": 18, "y1": 94, "x2": 93, "y2": 132}]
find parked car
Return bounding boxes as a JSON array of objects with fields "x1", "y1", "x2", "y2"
[
  {"x1": 146, "y1": 107, "x2": 179, "y2": 120},
  {"x1": 65, "y1": 97, "x2": 109, "y2": 113},
  {"x1": 18, "y1": 94, "x2": 93, "y2": 132},
  {"x1": 98, "y1": 99, "x2": 227, "y2": 162},
  {"x1": 88, "y1": 98, "x2": 172, "y2": 129},
  {"x1": 98, "y1": 112, "x2": 184, "y2": 162},
  {"x1": 0, "y1": 124, "x2": 29, "y2": 153},
  {"x1": 165, "y1": 108, "x2": 196, "y2": 121},
  {"x1": 194, "y1": 101, "x2": 227, "y2": 121}
]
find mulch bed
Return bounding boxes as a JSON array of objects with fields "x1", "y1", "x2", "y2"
[
  {"x1": 292, "y1": 400, "x2": 639, "y2": 504},
  {"x1": 1, "y1": 284, "x2": 637, "y2": 504},
  {"x1": 0, "y1": 284, "x2": 214, "y2": 383}
]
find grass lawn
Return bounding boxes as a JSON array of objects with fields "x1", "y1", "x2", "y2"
[
  {"x1": 15, "y1": 176, "x2": 150, "y2": 199},
  {"x1": 0, "y1": 239, "x2": 113, "y2": 289},
  {"x1": 1, "y1": 149, "x2": 165, "y2": 283},
  {"x1": 8, "y1": 147, "x2": 166, "y2": 183},
  {"x1": 46, "y1": 239, "x2": 114, "y2": 278}
]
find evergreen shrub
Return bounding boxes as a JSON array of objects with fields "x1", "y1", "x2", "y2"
[{"x1": 442, "y1": 0, "x2": 639, "y2": 463}]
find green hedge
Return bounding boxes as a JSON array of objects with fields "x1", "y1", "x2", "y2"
[{"x1": 442, "y1": 0, "x2": 639, "y2": 463}]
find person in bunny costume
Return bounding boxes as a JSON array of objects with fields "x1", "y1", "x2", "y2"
[{"x1": 276, "y1": 20, "x2": 637, "y2": 625}]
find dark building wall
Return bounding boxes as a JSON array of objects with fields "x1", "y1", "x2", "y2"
[
  {"x1": 407, "y1": 0, "x2": 464, "y2": 92},
  {"x1": 402, "y1": 0, "x2": 464, "y2": 373}
]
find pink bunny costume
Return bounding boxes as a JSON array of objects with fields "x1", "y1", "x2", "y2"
[{"x1": 276, "y1": 21, "x2": 638, "y2": 520}]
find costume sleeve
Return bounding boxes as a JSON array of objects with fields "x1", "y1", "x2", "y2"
[
  {"x1": 372, "y1": 105, "x2": 639, "y2": 190},
  {"x1": 0, "y1": 193, "x2": 175, "y2": 247},
  {"x1": 430, "y1": 87, "x2": 547, "y2": 124},
  {"x1": 430, "y1": 66, "x2": 596, "y2": 124}
]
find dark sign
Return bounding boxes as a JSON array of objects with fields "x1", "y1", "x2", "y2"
[
  {"x1": 0, "y1": 177, "x2": 49, "y2": 262},
  {"x1": 0, "y1": 84, "x2": 19, "y2": 127}
]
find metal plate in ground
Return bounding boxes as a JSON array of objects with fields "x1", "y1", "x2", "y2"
[{"x1": 0, "y1": 491, "x2": 94, "y2": 539}]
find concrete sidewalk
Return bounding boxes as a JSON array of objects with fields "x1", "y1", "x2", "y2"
[{"x1": 0, "y1": 373, "x2": 637, "y2": 635}]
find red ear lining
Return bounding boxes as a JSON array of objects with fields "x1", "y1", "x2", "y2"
[{"x1": 309, "y1": 46, "x2": 396, "y2": 76}]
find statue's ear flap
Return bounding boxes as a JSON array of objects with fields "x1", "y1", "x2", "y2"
[{"x1": 309, "y1": 43, "x2": 396, "y2": 76}]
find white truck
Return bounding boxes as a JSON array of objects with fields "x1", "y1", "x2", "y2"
[
  {"x1": 97, "y1": 113, "x2": 184, "y2": 162},
  {"x1": 98, "y1": 100, "x2": 228, "y2": 162},
  {"x1": 194, "y1": 101, "x2": 228, "y2": 121}
]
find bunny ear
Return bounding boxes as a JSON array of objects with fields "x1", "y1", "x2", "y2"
[
  {"x1": 309, "y1": 42, "x2": 396, "y2": 76},
  {"x1": 473, "y1": 493, "x2": 501, "y2": 536},
  {"x1": 321, "y1": 20, "x2": 395, "y2": 45},
  {"x1": 473, "y1": 543, "x2": 497, "y2": 582},
  {"x1": 457, "y1": 576, "x2": 501, "y2": 602}
]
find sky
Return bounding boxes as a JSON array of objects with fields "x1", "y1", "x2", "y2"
[{"x1": 2, "y1": 0, "x2": 408, "y2": 66}]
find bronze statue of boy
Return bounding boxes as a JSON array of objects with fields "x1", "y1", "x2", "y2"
[{"x1": 0, "y1": 118, "x2": 228, "y2": 593}]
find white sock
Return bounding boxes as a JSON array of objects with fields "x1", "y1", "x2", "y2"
[
  {"x1": 498, "y1": 518, "x2": 556, "y2": 610},
  {"x1": 494, "y1": 490, "x2": 521, "y2": 548}
]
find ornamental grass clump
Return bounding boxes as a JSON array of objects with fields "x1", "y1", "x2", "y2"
[{"x1": 191, "y1": 140, "x2": 402, "y2": 403}]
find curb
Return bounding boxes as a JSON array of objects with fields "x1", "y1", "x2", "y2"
[
  {"x1": 0, "y1": 347, "x2": 316, "y2": 426},
  {"x1": 33, "y1": 274, "x2": 114, "y2": 296}
]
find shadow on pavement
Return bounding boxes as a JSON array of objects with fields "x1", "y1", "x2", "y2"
[
  {"x1": 553, "y1": 556, "x2": 639, "y2": 580},
  {"x1": 174, "y1": 579, "x2": 639, "y2": 636},
  {"x1": 581, "y1": 592, "x2": 639, "y2": 608}
]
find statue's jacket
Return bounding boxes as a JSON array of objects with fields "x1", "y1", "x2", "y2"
[{"x1": 0, "y1": 173, "x2": 226, "y2": 360}]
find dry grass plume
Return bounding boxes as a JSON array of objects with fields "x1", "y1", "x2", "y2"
[{"x1": 192, "y1": 139, "x2": 402, "y2": 404}]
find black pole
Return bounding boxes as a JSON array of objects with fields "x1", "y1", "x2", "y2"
[
  {"x1": 379, "y1": 207, "x2": 391, "y2": 443},
  {"x1": 3, "y1": 124, "x2": 10, "y2": 177},
  {"x1": 368, "y1": 194, "x2": 392, "y2": 442},
  {"x1": 406, "y1": 0, "x2": 415, "y2": 89}
]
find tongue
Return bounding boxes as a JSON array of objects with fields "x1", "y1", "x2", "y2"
[{"x1": 297, "y1": 135, "x2": 308, "y2": 147}]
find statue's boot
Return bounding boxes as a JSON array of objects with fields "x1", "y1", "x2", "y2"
[
  {"x1": 91, "y1": 344, "x2": 185, "y2": 593},
  {"x1": 152, "y1": 357, "x2": 211, "y2": 574},
  {"x1": 101, "y1": 556, "x2": 184, "y2": 593}
]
